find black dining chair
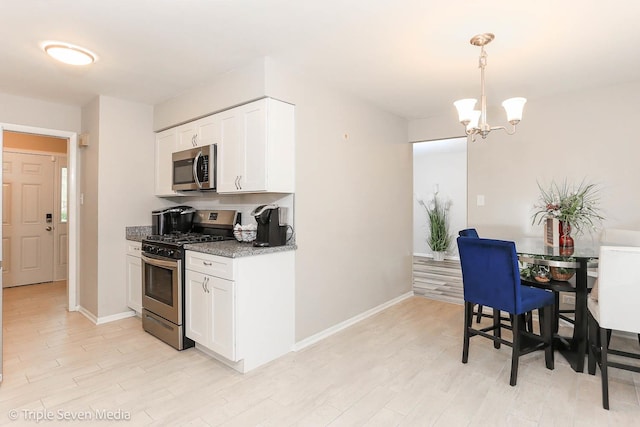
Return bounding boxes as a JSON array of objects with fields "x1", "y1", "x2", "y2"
[{"x1": 458, "y1": 237, "x2": 555, "y2": 386}]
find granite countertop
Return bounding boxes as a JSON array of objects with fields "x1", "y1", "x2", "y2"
[
  {"x1": 125, "y1": 226, "x2": 152, "y2": 242},
  {"x1": 125, "y1": 226, "x2": 295, "y2": 257},
  {"x1": 184, "y1": 240, "x2": 296, "y2": 258}
]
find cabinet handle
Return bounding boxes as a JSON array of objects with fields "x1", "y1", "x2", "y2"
[
  {"x1": 237, "y1": 175, "x2": 242, "y2": 190},
  {"x1": 203, "y1": 261, "x2": 212, "y2": 266},
  {"x1": 204, "y1": 276, "x2": 210, "y2": 293},
  {"x1": 234, "y1": 176, "x2": 239, "y2": 190},
  {"x1": 192, "y1": 134, "x2": 197, "y2": 146}
]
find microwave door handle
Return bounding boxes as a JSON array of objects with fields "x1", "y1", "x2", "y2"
[{"x1": 192, "y1": 150, "x2": 203, "y2": 189}]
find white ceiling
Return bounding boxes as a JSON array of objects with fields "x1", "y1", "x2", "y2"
[{"x1": 3, "y1": 1, "x2": 639, "y2": 120}]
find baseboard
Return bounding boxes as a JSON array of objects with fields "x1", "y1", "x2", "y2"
[
  {"x1": 293, "y1": 291, "x2": 413, "y2": 351},
  {"x1": 77, "y1": 306, "x2": 136, "y2": 325}
]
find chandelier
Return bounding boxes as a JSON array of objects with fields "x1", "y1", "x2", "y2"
[{"x1": 453, "y1": 33, "x2": 526, "y2": 141}]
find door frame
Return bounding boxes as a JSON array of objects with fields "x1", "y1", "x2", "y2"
[{"x1": 0, "y1": 123, "x2": 78, "y2": 310}]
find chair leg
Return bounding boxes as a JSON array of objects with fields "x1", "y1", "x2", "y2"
[
  {"x1": 462, "y1": 302, "x2": 473, "y2": 364},
  {"x1": 493, "y1": 309, "x2": 501, "y2": 349},
  {"x1": 588, "y1": 310, "x2": 598, "y2": 375},
  {"x1": 600, "y1": 325, "x2": 610, "y2": 410},
  {"x1": 553, "y1": 292, "x2": 560, "y2": 334},
  {"x1": 476, "y1": 304, "x2": 483, "y2": 323},
  {"x1": 510, "y1": 314, "x2": 521, "y2": 386},
  {"x1": 541, "y1": 305, "x2": 554, "y2": 370}
]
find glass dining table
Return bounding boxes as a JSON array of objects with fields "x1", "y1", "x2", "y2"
[{"x1": 514, "y1": 237, "x2": 599, "y2": 373}]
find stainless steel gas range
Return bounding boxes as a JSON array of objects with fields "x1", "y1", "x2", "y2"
[{"x1": 140, "y1": 209, "x2": 237, "y2": 350}]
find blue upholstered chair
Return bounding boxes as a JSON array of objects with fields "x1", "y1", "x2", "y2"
[
  {"x1": 458, "y1": 237, "x2": 555, "y2": 386},
  {"x1": 458, "y1": 229, "x2": 486, "y2": 323}
]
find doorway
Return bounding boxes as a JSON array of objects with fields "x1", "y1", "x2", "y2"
[
  {"x1": 0, "y1": 125, "x2": 78, "y2": 308},
  {"x1": 412, "y1": 137, "x2": 468, "y2": 256}
]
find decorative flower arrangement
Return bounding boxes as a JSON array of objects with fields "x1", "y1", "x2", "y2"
[
  {"x1": 418, "y1": 192, "x2": 452, "y2": 253},
  {"x1": 531, "y1": 179, "x2": 604, "y2": 235}
]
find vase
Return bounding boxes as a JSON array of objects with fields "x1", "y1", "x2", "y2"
[
  {"x1": 559, "y1": 221, "x2": 574, "y2": 255},
  {"x1": 432, "y1": 251, "x2": 446, "y2": 261},
  {"x1": 550, "y1": 266, "x2": 575, "y2": 281}
]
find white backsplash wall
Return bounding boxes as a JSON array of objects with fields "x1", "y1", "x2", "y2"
[{"x1": 161, "y1": 192, "x2": 295, "y2": 230}]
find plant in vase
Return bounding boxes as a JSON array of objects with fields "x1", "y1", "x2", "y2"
[
  {"x1": 531, "y1": 179, "x2": 604, "y2": 249},
  {"x1": 418, "y1": 192, "x2": 452, "y2": 261}
]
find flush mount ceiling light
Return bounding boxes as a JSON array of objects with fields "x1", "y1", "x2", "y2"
[
  {"x1": 43, "y1": 42, "x2": 97, "y2": 66},
  {"x1": 454, "y1": 33, "x2": 526, "y2": 142}
]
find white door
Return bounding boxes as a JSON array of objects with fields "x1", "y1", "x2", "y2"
[
  {"x1": 54, "y1": 156, "x2": 68, "y2": 281},
  {"x1": 2, "y1": 151, "x2": 55, "y2": 287}
]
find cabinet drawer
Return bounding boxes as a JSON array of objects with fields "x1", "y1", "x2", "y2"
[
  {"x1": 185, "y1": 251, "x2": 233, "y2": 280},
  {"x1": 126, "y1": 240, "x2": 142, "y2": 257}
]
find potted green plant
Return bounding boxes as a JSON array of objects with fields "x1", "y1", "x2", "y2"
[
  {"x1": 419, "y1": 193, "x2": 452, "y2": 261},
  {"x1": 531, "y1": 179, "x2": 604, "y2": 236}
]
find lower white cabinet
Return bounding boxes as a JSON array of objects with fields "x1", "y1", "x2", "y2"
[
  {"x1": 125, "y1": 241, "x2": 142, "y2": 313},
  {"x1": 184, "y1": 249, "x2": 295, "y2": 373},
  {"x1": 185, "y1": 269, "x2": 236, "y2": 361}
]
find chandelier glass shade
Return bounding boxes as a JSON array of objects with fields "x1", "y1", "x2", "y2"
[{"x1": 454, "y1": 33, "x2": 526, "y2": 141}]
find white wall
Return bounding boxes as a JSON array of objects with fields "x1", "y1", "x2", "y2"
[
  {"x1": 265, "y1": 61, "x2": 413, "y2": 341},
  {"x1": 80, "y1": 96, "x2": 167, "y2": 319},
  {"x1": 96, "y1": 96, "x2": 165, "y2": 317},
  {"x1": 154, "y1": 58, "x2": 413, "y2": 342},
  {"x1": 153, "y1": 58, "x2": 268, "y2": 131},
  {"x1": 79, "y1": 98, "x2": 100, "y2": 315},
  {"x1": 413, "y1": 138, "x2": 467, "y2": 255},
  {"x1": 0, "y1": 93, "x2": 81, "y2": 132},
  {"x1": 409, "y1": 81, "x2": 640, "y2": 239}
]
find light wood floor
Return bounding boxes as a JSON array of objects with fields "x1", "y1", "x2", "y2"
[{"x1": 2, "y1": 282, "x2": 640, "y2": 426}]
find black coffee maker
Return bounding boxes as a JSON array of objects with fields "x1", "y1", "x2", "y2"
[{"x1": 251, "y1": 205, "x2": 286, "y2": 247}]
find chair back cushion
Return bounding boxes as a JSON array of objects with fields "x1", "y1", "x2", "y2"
[
  {"x1": 597, "y1": 246, "x2": 640, "y2": 332},
  {"x1": 457, "y1": 237, "x2": 523, "y2": 314},
  {"x1": 458, "y1": 228, "x2": 479, "y2": 238}
]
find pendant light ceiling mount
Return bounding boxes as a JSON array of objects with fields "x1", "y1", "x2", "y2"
[{"x1": 454, "y1": 33, "x2": 526, "y2": 142}]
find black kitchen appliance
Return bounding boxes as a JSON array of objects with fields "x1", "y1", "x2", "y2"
[
  {"x1": 166, "y1": 205, "x2": 196, "y2": 233},
  {"x1": 141, "y1": 209, "x2": 236, "y2": 350},
  {"x1": 251, "y1": 205, "x2": 287, "y2": 247}
]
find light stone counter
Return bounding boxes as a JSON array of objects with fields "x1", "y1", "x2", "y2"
[
  {"x1": 184, "y1": 240, "x2": 296, "y2": 258},
  {"x1": 125, "y1": 226, "x2": 152, "y2": 242}
]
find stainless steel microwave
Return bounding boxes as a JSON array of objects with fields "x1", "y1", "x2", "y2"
[{"x1": 172, "y1": 144, "x2": 216, "y2": 191}]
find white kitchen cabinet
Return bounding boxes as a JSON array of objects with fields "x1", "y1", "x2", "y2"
[
  {"x1": 176, "y1": 115, "x2": 221, "y2": 152},
  {"x1": 184, "y1": 249, "x2": 294, "y2": 373},
  {"x1": 217, "y1": 98, "x2": 294, "y2": 193},
  {"x1": 154, "y1": 128, "x2": 183, "y2": 197},
  {"x1": 185, "y1": 269, "x2": 236, "y2": 361},
  {"x1": 125, "y1": 240, "x2": 142, "y2": 313}
]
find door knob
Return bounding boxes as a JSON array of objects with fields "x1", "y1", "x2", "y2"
[{"x1": 46, "y1": 226, "x2": 53, "y2": 231}]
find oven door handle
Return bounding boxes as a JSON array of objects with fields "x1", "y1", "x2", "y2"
[
  {"x1": 192, "y1": 150, "x2": 203, "y2": 189},
  {"x1": 141, "y1": 253, "x2": 179, "y2": 269}
]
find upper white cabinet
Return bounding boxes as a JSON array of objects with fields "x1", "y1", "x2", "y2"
[
  {"x1": 176, "y1": 115, "x2": 221, "y2": 152},
  {"x1": 217, "y1": 98, "x2": 294, "y2": 194},
  {"x1": 155, "y1": 128, "x2": 182, "y2": 197},
  {"x1": 154, "y1": 97, "x2": 294, "y2": 197}
]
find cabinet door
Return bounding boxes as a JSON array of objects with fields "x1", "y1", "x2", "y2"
[
  {"x1": 217, "y1": 100, "x2": 267, "y2": 193},
  {"x1": 126, "y1": 254, "x2": 142, "y2": 313},
  {"x1": 185, "y1": 270, "x2": 209, "y2": 345},
  {"x1": 155, "y1": 128, "x2": 179, "y2": 196},
  {"x1": 217, "y1": 111, "x2": 242, "y2": 192},
  {"x1": 209, "y1": 276, "x2": 236, "y2": 361},
  {"x1": 196, "y1": 115, "x2": 221, "y2": 148},
  {"x1": 237, "y1": 101, "x2": 267, "y2": 192},
  {"x1": 176, "y1": 122, "x2": 198, "y2": 152}
]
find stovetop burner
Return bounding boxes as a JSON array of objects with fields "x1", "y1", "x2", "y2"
[{"x1": 145, "y1": 232, "x2": 225, "y2": 244}]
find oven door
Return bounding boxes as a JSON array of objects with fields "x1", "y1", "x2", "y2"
[{"x1": 141, "y1": 253, "x2": 181, "y2": 324}]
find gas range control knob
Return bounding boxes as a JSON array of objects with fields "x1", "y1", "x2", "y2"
[{"x1": 166, "y1": 250, "x2": 175, "y2": 257}]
